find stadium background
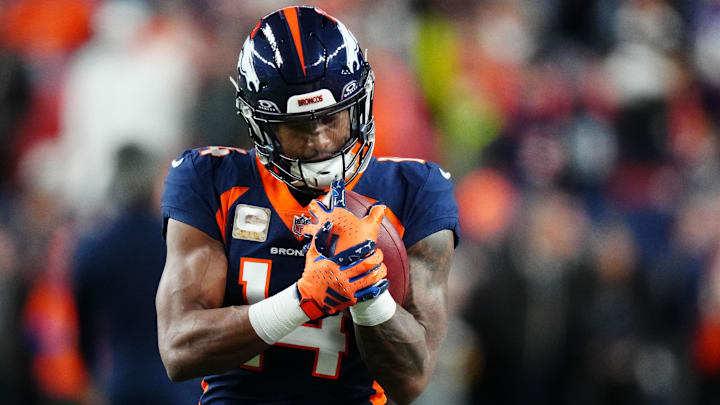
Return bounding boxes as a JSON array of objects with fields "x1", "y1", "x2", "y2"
[{"x1": 0, "y1": 0, "x2": 719, "y2": 403}]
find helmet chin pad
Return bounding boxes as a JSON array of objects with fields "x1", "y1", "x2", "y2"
[{"x1": 289, "y1": 151, "x2": 356, "y2": 190}]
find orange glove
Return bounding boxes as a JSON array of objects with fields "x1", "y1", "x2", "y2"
[
  {"x1": 297, "y1": 221, "x2": 387, "y2": 320},
  {"x1": 302, "y1": 178, "x2": 387, "y2": 254},
  {"x1": 297, "y1": 179, "x2": 390, "y2": 320}
]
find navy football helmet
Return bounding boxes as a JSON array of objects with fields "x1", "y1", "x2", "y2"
[{"x1": 232, "y1": 6, "x2": 375, "y2": 194}]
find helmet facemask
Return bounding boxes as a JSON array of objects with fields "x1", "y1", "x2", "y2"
[{"x1": 234, "y1": 69, "x2": 375, "y2": 196}]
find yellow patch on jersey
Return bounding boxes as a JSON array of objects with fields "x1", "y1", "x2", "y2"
[{"x1": 232, "y1": 204, "x2": 271, "y2": 242}]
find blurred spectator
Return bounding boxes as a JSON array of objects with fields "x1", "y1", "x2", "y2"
[
  {"x1": 414, "y1": 1, "x2": 506, "y2": 177},
  {"x1": 694, "y1": 242, "x2": 720, "y2": 404},
  {"x1": 18, "y1": 140, "x2": 88, "y2": 404},
  {"x1": 0, "y1": 49, "x2": 31, "y2": 182},
  {"x1": 170, "y1": 1, "x2": 252, "y2": 149},
  {"x1": 23, "y1": 224, "x2": 88, "y2": 404},
  {"x1": 455, "y1": 167, "x2": 518, "y2": 243},
  {"x1": 0, "y1": 0, "x2": 93, "y2": 60},
  {"x1": 0, "y1": 41, "x2": 51, "y2": 405},
  {"x1": 0, "y1": 0, "x2": 95, "y2": 182},
  {"x1": 577, "y1": 220, "x2": 681, "y2": 405},
  {"x1": 0, "y1": 225, "x2": 34, "y2": 405},
  {"x1": 461, "y1": 191, "x2": 590, "y2": 405},
  {"x1": 72, "y1": 144, "x2": 200, "y2": 404},
  {"x1": 371, "y1": 48, "x2": 439, "y2": 161},
  {"x1": 57, "y1": 0, "x2": 199, "y2": 219}
]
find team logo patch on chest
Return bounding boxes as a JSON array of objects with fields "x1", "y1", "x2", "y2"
[{"x1": 232, "y1": 204, "x2": 271, "y2": 242}]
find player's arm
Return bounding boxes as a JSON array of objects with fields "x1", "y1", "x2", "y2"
[
  {"x1": 156, "y1": 219, "x2": 270, "y2": 381},
  {"x1": 157, "y1": 217, "x2": 384, "y2": 381},
  {"x1": 353, "y1": 229, "x2": 454, "y2": 405}
]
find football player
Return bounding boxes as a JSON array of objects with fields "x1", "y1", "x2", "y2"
[{"x1": 156, "y1": 6, "x2": 459, "y2": 405}]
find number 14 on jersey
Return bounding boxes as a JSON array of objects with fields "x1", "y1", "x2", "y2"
[{"x1": 239, "y1": 258, "x2": 349, "y2": 379}]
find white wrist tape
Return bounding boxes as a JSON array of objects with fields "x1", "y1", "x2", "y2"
[
  {"x1": 349, "y1": 290, "x2": 397, "y2": 326},
  {"x1": 248, "y1": 283, "x2": 309, "y2": 344}
]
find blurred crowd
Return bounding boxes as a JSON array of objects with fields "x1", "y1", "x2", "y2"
[{"x1": 1, "y1": 0, "x2": 719, "y2": 404}]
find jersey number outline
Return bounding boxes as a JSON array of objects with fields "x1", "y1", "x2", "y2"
[
  {"x1": 239, "y1": 258, "x2": 349, "y2": 379},
  {"x1": 199, "y1": 146, "x2": 247, "y2": 157}
]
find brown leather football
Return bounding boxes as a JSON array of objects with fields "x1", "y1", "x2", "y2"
[{"x1": 344, "y1": 189, "x2": 409, "y2": 304}]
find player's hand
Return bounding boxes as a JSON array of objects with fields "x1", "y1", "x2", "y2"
[
  {"x1": 297, "y1": 221, "x2": 388, "y2": 320},
  {"x1": 303, "y1": 178, "x2": 387, "y2": 252},
  {"x1": 305, "y1": 178, "x2": 391, "y2": 300}
]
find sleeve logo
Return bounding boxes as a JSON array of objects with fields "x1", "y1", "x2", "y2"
[{"x1": 439, "y1": 167, "x2": 451, "y2": 179}]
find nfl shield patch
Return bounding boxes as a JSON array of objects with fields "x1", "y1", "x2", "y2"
[{"x1": 292, "y1": 213, "x2": 312, "y2": 237}]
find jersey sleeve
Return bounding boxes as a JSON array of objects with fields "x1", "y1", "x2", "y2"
[
  {"x1": 402, "y1": 161, "x2": 460, "y2": 248},
  {"x1": 161, "y1": 150, "x2": 222, "y2": 242}
]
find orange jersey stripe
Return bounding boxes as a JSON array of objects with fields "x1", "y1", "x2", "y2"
[
  {"x1": 369, "y1": 380, "x2": 387, "y2": 404},
  {"x1": 255, "y1": 154, "x2": 366, "y2": 240},
  {"x1": 282, "y1": 6, "x2": 306, "y2": 75},
  {"x1": 215, "y1": 186, "x2": 250, "y2": 242},
  {"x1": 256, "y1": 155, "x2": 308, "y2": 240}
]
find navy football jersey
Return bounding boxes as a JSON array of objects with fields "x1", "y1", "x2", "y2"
[{"x1": 161, "y1": 146, "x2": 460, "y2": 405}]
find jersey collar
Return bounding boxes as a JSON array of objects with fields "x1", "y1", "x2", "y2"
[{"x1": 254, "y1": 153, "x2": 365, "y2": 239}]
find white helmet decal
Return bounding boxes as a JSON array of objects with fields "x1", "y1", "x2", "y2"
[
  {"x1": 261, "y1": 23, "x2": 283, "y2": 68},
  {"x1": 238, "y1": 37, "x2": 260, "y2": 92},
  {"x1": 334, "y1": 20, "x2": 361, "y2": 73}
]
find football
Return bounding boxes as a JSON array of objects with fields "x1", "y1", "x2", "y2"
[{"x1": 344, "y1": 189, "x2": 409, "y2": 305}]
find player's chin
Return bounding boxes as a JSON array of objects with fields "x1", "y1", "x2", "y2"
[
  {"x1": 291, "y1": 182, "x2": 327, "y2": 196},
  {"x1": 303, "y1": 152, "x2": 334, "y2": 162}
]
